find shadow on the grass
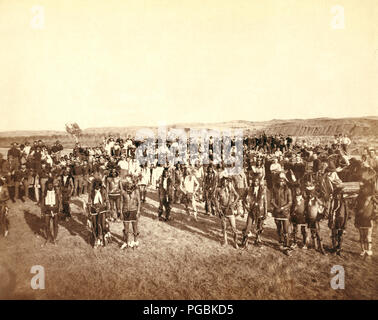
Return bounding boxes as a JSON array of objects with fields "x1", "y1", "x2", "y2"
[
  {"x1": 141, "y1": 189, "x2": 284, "y2": 252},
  {"x1": 69, "y1": 197, "x2": 124, "y2": 247},
  {"x1": 58, "y1": 214, "x2": 91, "y2": 244},
  {"x1": 23, "y1": 210, "x2": 45, "y2": 238},
  {"x1": 141, "y1": 201, "x2": 222, "y2": 243}
]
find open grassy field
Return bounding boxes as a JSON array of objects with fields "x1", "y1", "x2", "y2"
[{"x1": 0, "y1": 188, "x2": 377, "y2": 300}]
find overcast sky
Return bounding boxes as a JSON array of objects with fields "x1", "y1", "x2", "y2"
[{"x1": 0, "y1": 0, "x2": 377, "y2": 131}]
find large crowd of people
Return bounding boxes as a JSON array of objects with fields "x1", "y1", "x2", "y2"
[{"x1": 0, "y1": 132, "x2": 376, "y2": 257}]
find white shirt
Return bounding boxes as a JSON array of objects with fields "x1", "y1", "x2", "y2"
[
  {"x1": 193, "y1": 167, "x2": 203, "y2": 179},
  {"x1": 24, "y1": 146, "x2": 31, "y2": 156},
  {"x1": 183, "y1": 176, "x2": 199, "y2": 194},
  {"x1": 45, "y1": 190, "x2": 56, "y2": 206},
  {"x1": 270, "y1": 163, "x2": 282, "y2": 173},
  {"x1": 118, "y1": 160, "x2": 128, "y2": 170},
  {"x1": 342, "y1": 137, "x2": 351, "y2": 145},
  {"x1": 139, "y1": 168, "x2": 151, "y2": 185},
  {"x1": 93, "y1": 190, "x2": 103, "y2": 204},
  {"x1": 162, "y1": 177, "x2": 168, "y2": 190}
]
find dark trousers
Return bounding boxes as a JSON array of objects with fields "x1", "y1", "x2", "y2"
[
  {"x1": 15, "y1": 181, "x2": 29, "y2": 200},
  {"x1": 275, "y1": 219, "x2": 290, "y2": 247},
  {"x1": 204, "y1": 190, "x2": 216, "y2": 215},
  {"x1": 90, "y1": 213, "x2": 105, "y2": 244},
  {"x1": 158, "y1": 196, "x2": 171, "y2": 219},
  {"x1": 292, "y1": 224, "x2": 307, "y2": 245},
  {"x1": 44, "y1": 214, "x2": 58, "y2": 242},
  {"x1": 331, "y1": 228, "x2": 344, "y2": 251},
  {"x1": 62, "y1": 201, "x2": 71, "y2": 217},
  {"x1": 73, "y1": 175, "x2": 83, "y2": 196}
]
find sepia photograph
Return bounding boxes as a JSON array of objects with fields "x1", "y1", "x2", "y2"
[{"x1": 0, "y1": 0, "x2": 377, "y2": 307}]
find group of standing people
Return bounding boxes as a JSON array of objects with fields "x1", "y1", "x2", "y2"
[{"x1": 0, "y1": 133, "x2": 376, "y2": 258}]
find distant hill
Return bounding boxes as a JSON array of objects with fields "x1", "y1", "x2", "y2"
[
  {"x1": 0, "y1": 117, "x2": 377, "y2": 141},
  {"x1": 0, "y1": 130, "x2": 66, "y2": 138}
]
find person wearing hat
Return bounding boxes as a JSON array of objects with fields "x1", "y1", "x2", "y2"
[
  {"x1": 241, "y1": 176, "x2": 267, "y2": 248},
  {"x1": 7, "y1": 143, "x2": 21, "y2": 166},
  {"x1": 328, "y1": 186, "x2": 349, "y2": 256},
  {"x1": 0, "y1": 177, "x2": 10, "y2": 237},
  {"x1": 41, "y1": 179, "x2": 61, "y2": 246},
  {"x1": 322, "y1": 161, "x2": 343, "y2": 200},
  {"x1": 61, "y1": 167, "x2": 74, "y2": 220},
  {"x1": 51, "y1": 140, "x2": 63, "y2": 160},
  {"x1": 120, "y1": 175, "x2": 141, "y2": 249},
  {"x1": 271, "y1": 176, "x2": 293, "y2": 255},
  {"x1": 214, "y1": 176, "x2": 240, "y2": 249}
]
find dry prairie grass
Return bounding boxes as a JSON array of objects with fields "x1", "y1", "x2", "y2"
[{"x1": 0, "y1": 189, "x2": 377, "y2": 300}]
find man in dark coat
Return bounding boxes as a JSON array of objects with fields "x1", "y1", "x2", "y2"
[
  {"x1": 271, "y1": 177, "x2": 293, "y2": 255},
  {"x1": 157, "y1": 168, "x2": 173, "y2": 221}
]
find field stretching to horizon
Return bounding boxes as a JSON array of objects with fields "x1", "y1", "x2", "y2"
[{"x1": 0, "y1": 187, "x2": 377, "y2": 300}]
